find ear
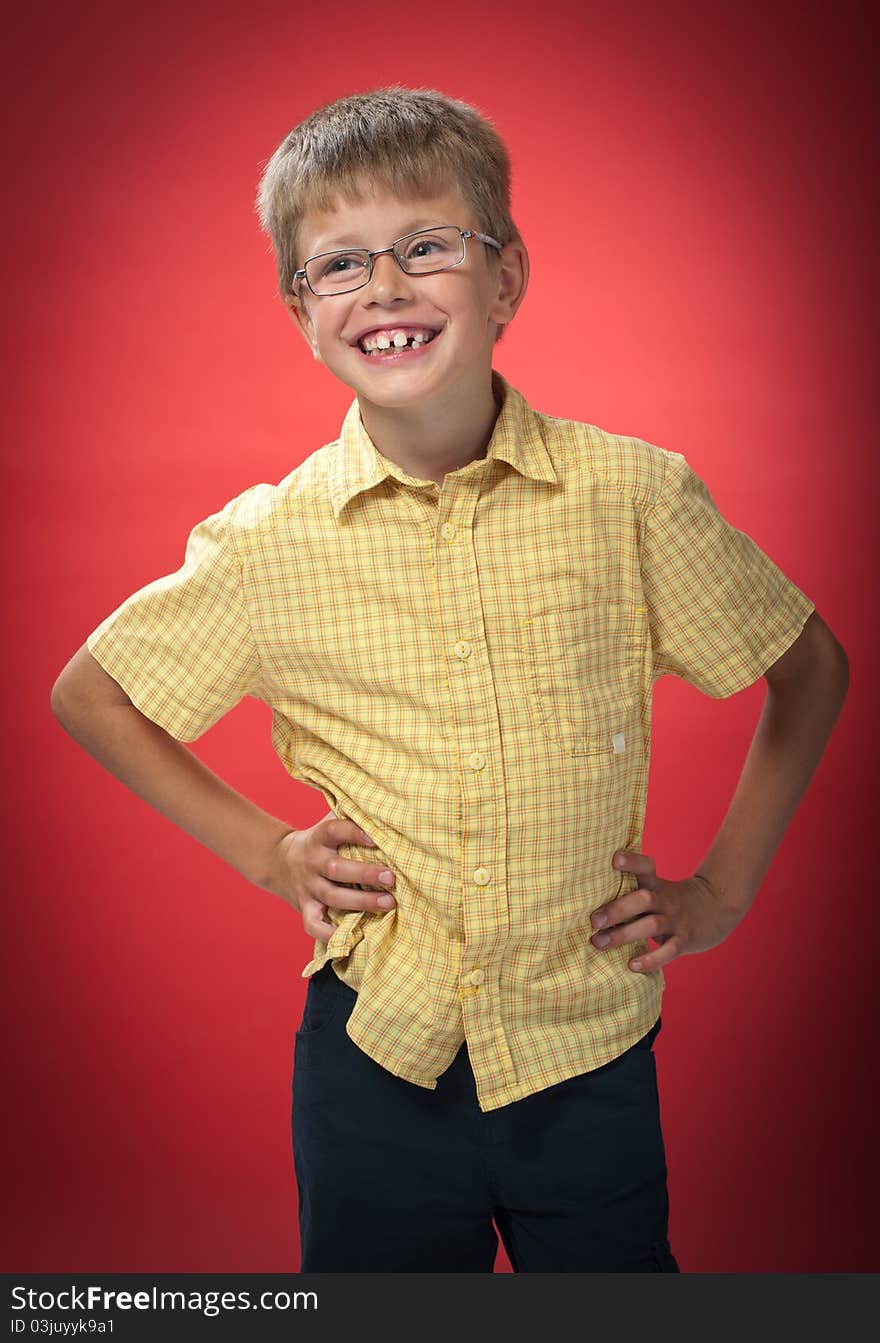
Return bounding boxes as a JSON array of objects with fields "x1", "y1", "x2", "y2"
[
  {"x1": 283, "y1": 290, "x2": 323, "y2": 362},
  {"x1": 488, "y1": 239, "x2": 529, "y2": 331}
]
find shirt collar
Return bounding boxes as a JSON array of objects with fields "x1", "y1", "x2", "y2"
[{"x1": 328, "y1": 369, "x2": 558, "y2": 519}]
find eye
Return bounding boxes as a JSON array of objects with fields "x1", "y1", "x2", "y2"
[
  {"x1": 405, "y1": 237, "x2": 442, "y2": 260},
  {"x1": 318, "y1": 252, "x2": 365, "y2": 278},
  {"x1": 401, "y1": 229, "x2": 460, "y2": 267}
]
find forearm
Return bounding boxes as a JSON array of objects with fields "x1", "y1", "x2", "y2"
[
  {"x1": 52, "y1": 698, "x2": 295, "y2": 891},
  {"x1": 696, "y1": 650, "x2": 848, "y2": 916}
]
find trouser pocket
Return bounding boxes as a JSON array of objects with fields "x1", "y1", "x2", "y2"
[{"x1": 296, "y1": 963, "x2": 354, "y2": 1039}]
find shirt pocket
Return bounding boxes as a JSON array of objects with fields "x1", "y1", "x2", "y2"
[{"x1": 519, "y1": 600, "x2": 648, "y2": 757}]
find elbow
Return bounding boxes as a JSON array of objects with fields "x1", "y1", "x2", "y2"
[
  {"x1": 50, "y1": 665, "x2": 94, "y2": 726},
  {"x1": 835, "y1": 642, "x2": 850, "y2": 701},
  {"x1": 50, "y1": 675, "x2": 72, "y2": 724},
  {"x1": 818, "y1": 621, "x2": 849, "y2": 694},
  {"x1": 50, "y1": 677, "x2": 88, "y2": 733}
]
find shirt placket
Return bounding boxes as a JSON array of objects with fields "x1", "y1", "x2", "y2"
[{"x1": 431, "y1": 467, "x2": 519, "y2": 1102}]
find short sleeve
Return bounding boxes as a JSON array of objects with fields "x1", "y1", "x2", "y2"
[
  {"x1": 640, "y1": 450, "x2": 816, "y2": 698},
  {"x1": 86, "y1": 492, "x2": 264, "y2": 741}
]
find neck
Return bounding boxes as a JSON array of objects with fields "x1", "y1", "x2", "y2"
[{"x1": 356, "y1": 370, "x2": 502, "y2": 488}]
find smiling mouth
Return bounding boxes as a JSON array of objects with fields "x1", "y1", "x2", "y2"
[{"x1": 355, "y1": 328, "x2": 442, "y2": 359}]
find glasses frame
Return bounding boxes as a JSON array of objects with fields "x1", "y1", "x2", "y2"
[{"x1": 292, "y1": 224, "x2": 505, "y2": 298}]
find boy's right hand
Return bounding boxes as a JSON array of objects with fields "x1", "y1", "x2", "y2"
[{"x1": 265, "y1": 810, "x2": 396, "y2": 942}]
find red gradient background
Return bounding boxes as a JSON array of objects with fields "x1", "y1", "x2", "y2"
[{"x1": 4, "y1": 0, "x2": 877, "y2": 1272}]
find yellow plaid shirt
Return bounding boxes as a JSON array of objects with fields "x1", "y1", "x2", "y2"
[{"x1": 86, "y1": 370, "x2": 815, "y2": 1111}]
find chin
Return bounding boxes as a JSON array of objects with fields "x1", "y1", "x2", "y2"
[{"x1": 350, "y1": 365, "x2": 452, "y2": 403}]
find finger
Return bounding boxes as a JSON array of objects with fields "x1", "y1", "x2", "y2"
[
  {"x1": 628, "y1": 934, "x2": 682, "y2": 975},
  {"x1": 321, "y1": 854, "x2": 396, "y2": 896},
  {"x1": 591, "y1": 909, "x2": 668, "y2": 950},
  {"x1": 314, "y1": 874, "x2": 396, "y2": 912},
  {"x1": 325, "y1": 814, "x2": 379, "y2": 848},
  {"x1": 613, "y1": 849, "x2": 658, "y2": 885},
  {"x1": 303, "y1": 898, "x2": 335, "y2": 942},
  {"x1": 347, "y1": 824, "x2": 379, "y2": 847},
  {"x1": 591, "y1": 884, "x2": 657, "y2": 931}
]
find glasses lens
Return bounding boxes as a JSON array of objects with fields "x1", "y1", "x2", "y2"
[
  {"x1": 306, "y1": 249, "x2": 370, "y2": 295},
  {"x1": 397, "y1": 227, "x2": 464, "y2": 273}
]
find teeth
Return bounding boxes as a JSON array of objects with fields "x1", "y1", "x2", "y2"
[{"x1": 359, "y1": 328, "x2": 437, "y2": 353}]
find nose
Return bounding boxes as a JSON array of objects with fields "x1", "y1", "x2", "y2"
[{"x1": 367, "y1": 250, "x2": 415, "y2": 302}]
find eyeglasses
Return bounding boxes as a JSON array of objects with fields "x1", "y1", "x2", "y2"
[{"x1": 292, "y1": 224, "x2": 504, "y2": 297}]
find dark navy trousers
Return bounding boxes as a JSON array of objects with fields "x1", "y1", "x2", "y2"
[{"x1": 291, "y1": 961, "x2": 680, "y2": 1272}]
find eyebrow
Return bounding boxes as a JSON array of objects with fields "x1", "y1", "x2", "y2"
[{"x1": 308, "y1": 219, "x2": 444, "y2": 253}]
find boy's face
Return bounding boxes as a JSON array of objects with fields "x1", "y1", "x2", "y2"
[{"x1": 283, "y1": 181, "x2": 526, "y2": 409}]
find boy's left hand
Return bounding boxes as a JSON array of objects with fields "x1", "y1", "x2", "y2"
[{"x1": 591, "y1": 850, "x2": 742, "y2": 974}]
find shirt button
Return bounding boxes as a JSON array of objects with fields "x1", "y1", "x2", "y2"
[
  {"x1": 468, "y1": 968, "x2": 485, "y2": 986},
  {"x1": 454, "y1": 640, "x2": 472, "y2": 659},
  {"x1": 473, "y1": 867, "x2": 491, "y2": 885},
  {"x1": 468, "y1": 751, "x2": 485, "y2": 770},
  {"x1": 441, "y1": 522, "x2": 456, "y2": 540}
]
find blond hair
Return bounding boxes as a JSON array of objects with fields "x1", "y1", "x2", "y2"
[{"x1": 255, "y1": 85, "x2": 520, "y2": 343}]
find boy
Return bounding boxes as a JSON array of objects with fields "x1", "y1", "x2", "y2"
[{"x1": 50, "y1": 86, "x2": 848, "y2": 1273}]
